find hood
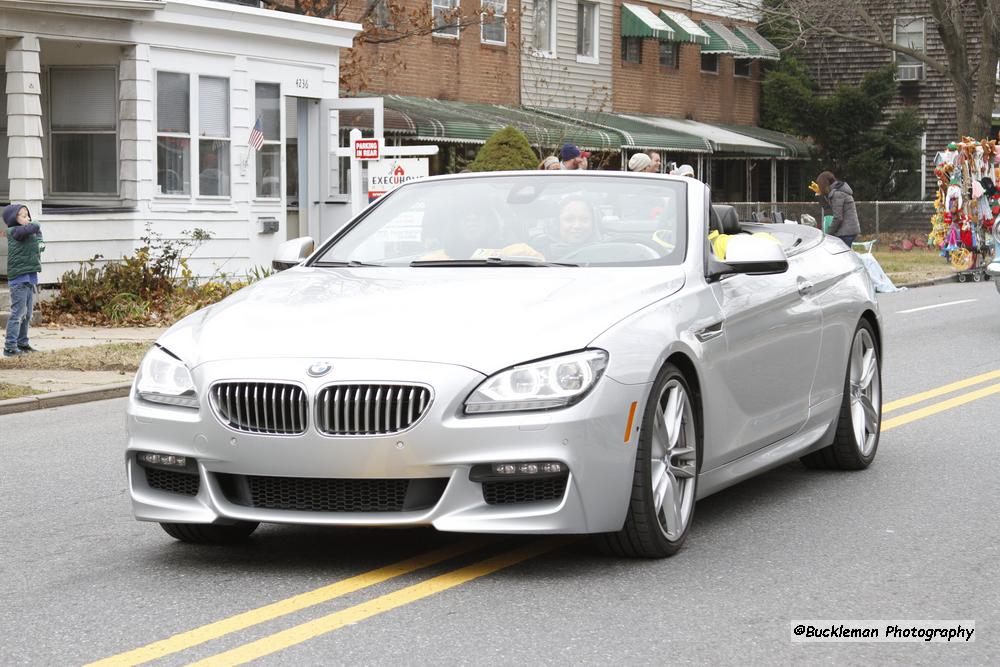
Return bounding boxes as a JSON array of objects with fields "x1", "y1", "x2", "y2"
[
  {"x1": 832, "y1": 181, "x2": 853, "y2": 196},
  {"x1": 3, "y1": 204, "x2": 29, "y2": 227},
  {"x1": 158, "y1": 266, "x2": 685, "y2": 373}
]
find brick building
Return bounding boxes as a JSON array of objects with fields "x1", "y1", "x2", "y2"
[{"x1": 797, "y1": 0, "x2": 1000, "y2": 199}]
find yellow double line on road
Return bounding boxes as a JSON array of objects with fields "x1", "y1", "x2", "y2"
[
  {"x1": 89, "y1": 369, "x2": 999, "y2": 666},
  {"x1": 882, "y1": 368, "x2": 1000, "y2": 432},
  {"x1": 87, "y1": 538, "x2": 569, "y2": 667}
]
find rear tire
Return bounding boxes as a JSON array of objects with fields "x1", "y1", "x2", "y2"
[
  {"x1": 801, "y1": 319, "x2": 881, "y2": 470},
  {"x1": 159, "y1": 521, "x2": 259, "y2": 544},
  {"x1": 597, "y1": 363, "x2": 700, "y2": 558}
]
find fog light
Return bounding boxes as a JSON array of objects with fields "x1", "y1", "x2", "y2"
[
  {"x1": 473, "y1": 461, "x2": 568, "y2": 482},
  {"x1": 138, "y1": 452, "x2": 187, "y2": 467}
]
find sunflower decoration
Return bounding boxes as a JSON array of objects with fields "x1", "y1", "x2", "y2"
[
  {"x1": 927, "y1": 212, "x2": 947, "y2": 249},
  {"x1": 949, "y1": 247, "x2": 974, "y2": 271}
]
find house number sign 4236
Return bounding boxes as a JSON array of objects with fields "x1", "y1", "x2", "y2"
[{"x1": 295, "y1": 78, "x2": 309, "y2": 89}]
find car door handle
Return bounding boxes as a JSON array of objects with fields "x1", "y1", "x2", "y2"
[
  {"x1": 694, "y1": 321, "x2": 724, "y2": 342},
  {"x1": 797, "y1": 278, "x2": 814, "y2": 296}
]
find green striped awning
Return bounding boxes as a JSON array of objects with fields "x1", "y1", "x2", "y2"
[
  {"x1": 718, "y1": 124, "x2": 811, "y2": 157},
  {"x1": 621, "y1": 3, "x2": 674, "y2": 41},
  {"x1": 658, "y1": 10, "x2": 710, "y2": 45},
  {"x1": 699, "y1": 20, "x2": 750, "y2": 56},
  {"x1": 733, "y1": 25, "x2": 780, "y2": 60},
  {"x1": 531, "y1": 108, "x2": 712, "y2": 153},
  {"x1": 352, "y1": 95, "x2": 620, "y2": 151}
]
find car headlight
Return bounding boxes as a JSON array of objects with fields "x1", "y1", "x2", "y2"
[
  {"x1": 465, "y1": 350, "x2": 608, "y2": 414},
  {"x1": 135, "y1": 346, "x2": 199, "y2": 408}
]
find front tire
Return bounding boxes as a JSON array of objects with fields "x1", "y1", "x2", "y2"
[
  {"x1": 597, "y1": 363, "x2": 700, "y2": 558},
  {"x1": 159, "y1": 521, "x2": 259, "y2": 544},
  {"x1": 801, "y1": 319, "x2": 881, "y2": 470}
]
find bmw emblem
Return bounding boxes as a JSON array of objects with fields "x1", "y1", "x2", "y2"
[{"x1": 307, "y1": 361, "x2": 332, "y2": 378}]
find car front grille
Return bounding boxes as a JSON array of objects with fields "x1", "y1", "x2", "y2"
[
  {"x1": 482, "y1": 476, "x2": 568, "y2": 505},
  {"x1": 216, "y1": 474, "x2": 448, "y2": 513},
  {"x1": 210, "y1": 382, "x2": 307, "y2": 435},
  {"x1": 315, "y1": 384, "x2": 431, "y2": 435},
  {"x1": 145, "y1": 468, "x2": 200, "y2": 496}
]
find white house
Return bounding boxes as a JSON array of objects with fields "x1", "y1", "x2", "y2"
[{"x1": 1, "y1": 0, "x2": 360, "y2": 282}]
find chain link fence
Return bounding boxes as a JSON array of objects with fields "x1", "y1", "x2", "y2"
[{"x1": 722, "y1": 201, "x2": 935, "y2": 237}]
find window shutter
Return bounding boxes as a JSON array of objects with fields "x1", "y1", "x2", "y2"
[
  {"x1": 51, "y1": 69, "x2": 117, "y2": 130},
  {"x1": 157, "y1": 72, "x2": 190, "y2": 134},
  {"x1": 199, "y1": 76, "x2": 229, "y2": 138}
]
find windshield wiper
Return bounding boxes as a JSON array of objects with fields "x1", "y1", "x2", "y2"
[
  {"x1": 312, "y1": 260, "x2": 385, "y2": 267},
  {"x1": 410, "y1": 258, "x2": 578, "y2": 267}
]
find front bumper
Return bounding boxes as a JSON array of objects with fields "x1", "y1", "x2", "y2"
[{"x1": 126, "y1": 357, "x2": 649, "y2": 534}]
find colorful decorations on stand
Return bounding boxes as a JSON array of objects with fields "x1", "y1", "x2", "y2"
[{"x1": 929, "y1": 135, "x2": 999, "y2": 277}]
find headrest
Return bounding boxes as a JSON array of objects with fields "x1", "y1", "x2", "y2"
[{"x1": 711, "y1": 205, "x2": 741, "y2": 235}]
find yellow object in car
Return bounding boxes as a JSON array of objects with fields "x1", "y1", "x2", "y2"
[{"x1": 708, "y1": 230, "x2": 781, "y2": 260}]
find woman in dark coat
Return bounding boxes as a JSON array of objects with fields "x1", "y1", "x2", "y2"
[{"x1": 816, "y1": 171, "x2": 861, "y2": 247}]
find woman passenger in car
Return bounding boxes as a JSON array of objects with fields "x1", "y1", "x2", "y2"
[{"x1": 535, "y1": 196, "x2": 600, "y2": 259}]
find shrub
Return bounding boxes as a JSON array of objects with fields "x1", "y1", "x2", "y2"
[
  {"x1": 44, "y1": 224, "x2": 273, "y2": 327},
  {"x1": 469, "y1": 125, "x2": 539, "y2": 172}
]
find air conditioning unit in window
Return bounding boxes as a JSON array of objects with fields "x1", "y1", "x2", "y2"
[{"x1": 895, "y1": 63, "x2": 925, "y2": 82}]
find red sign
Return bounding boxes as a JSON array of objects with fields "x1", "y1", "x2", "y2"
[{"x1": 354, "y1": 138, "x2": 381, "y2": 160}]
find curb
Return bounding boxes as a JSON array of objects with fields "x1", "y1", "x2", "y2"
[
  {"x1": 0, "y1": 382, "x2": 132, "y2": 415},
  {"x1": 896, "y1": 275, "x2": 958, "y2": 289}
]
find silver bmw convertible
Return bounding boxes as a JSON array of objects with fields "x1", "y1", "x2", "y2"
[{"x1": 126, "y1": 171, "x2": 882, "y2": 558}]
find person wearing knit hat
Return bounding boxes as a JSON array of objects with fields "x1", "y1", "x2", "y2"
[
  {"x1": 671, "y1": 164, "x2": 695, "y2": 178},
  {"x1": 628, "y1": 153, "x2": 652, "y2": 172},
  {"x1": 539, "y1": 155, "x2": 560, "y2": 170},
  {"x1": 560, "y1": 143, "x2": 582, "y2": 169},
  {"x1": 4, "y1": 204, "x2": 44, "y2": 356}
]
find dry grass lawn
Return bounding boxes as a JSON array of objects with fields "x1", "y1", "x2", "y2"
[
  {"x1": 0, "y1": 382, "x2": 45, "y2": 400},
  {"x1": 871, "y1": 249, "x2": 955, "y2": 285},
  {"x1": 0, "y1": 342, "x2": 150, "y2": 372}
]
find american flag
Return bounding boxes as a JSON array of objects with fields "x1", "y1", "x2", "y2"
[{"x1": 248, "y1": 117, "x2": 264, "y2": 151}]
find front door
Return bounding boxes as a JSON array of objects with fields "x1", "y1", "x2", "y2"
[{"x1": 708, "y1": 253, "x2": 823, "y2": 464}]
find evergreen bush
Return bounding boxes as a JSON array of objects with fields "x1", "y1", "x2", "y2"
[{"x1": 469, "y1": 125, "x2": 538, "y2": 172}]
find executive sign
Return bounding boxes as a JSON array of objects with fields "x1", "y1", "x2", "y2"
[{"x1": 367, "y1": 158, "x2": 430, "y2": 202}]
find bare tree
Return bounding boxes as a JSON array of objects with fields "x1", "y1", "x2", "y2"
[
  {"x1": 265, "y1": 1, "x2": 508, "y2": 91},
  {"x1": 716, "y1": 0, "x2": 1000, "y2": 137}
]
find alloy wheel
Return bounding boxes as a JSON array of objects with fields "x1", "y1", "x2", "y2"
[
  {"x1": 649, "y1": 380, "x2": 698, "y2": 541},
  {"x1": 849, "y1": 328, "x2": 881, "y2": 457}
]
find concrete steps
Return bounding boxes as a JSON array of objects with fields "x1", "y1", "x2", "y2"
[{"x1": 0, "y1": 282, "x2": 55, "y2": 328}]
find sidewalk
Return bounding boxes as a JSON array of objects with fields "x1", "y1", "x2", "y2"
[{"x1": 0, "y1": 325, "x2": 164, "y2": 413}]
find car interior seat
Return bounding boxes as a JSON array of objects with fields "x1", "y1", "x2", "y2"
[{"x1": 710, "y1": 204, "x2": 742, "y2": 235}]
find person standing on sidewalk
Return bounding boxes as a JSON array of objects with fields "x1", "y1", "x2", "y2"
[
  {"x1": 4, "y1": 204, "x2": 43, "y2": 357},
  {"x1": 816, "y1": 171, "x2": 861, "y2": 247}
]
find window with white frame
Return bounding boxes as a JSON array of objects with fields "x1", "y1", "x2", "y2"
[
  {"x1": 198, "y1": 76, "x2": 230, "y2": 197},
  {"x1": 894, "y1": 16, "x2": 925, "y2": 76},
  {"x1": 433, "y1": 0, "x2": 460, "y2": 37},
  {"x1": 255, "y1": 82, "x2": 281, "y2": 198},
  {"x1": 0, "y1": 72, "x2": 7, "y2": 194},
  {"x1": 734, "y1": 59, "x2": 751, "y2": 77},
  {"x1": 577, "y1": 1, "x2": 598, "y2": 61},
  {"x1": 50, "y1": 68, "x2": 118, "y2": 195},
  {"x1": 700, "y1": 52, "x2": 719, "y2": 73},
  {"x1": 481, "y1": 0, "x2": 506, "y2": 44},
  {"x1": 157, "y1": 71, "x2": 191, "y2": 195},
  {"x1": 659, "y1": 42, "x2": 679, "y2": 69},
  {"x1": 533, "y1": 0, "x2": 556, "y2": 54}
]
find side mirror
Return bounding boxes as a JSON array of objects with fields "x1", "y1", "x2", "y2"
[
  {"x1": 272, "y1": 237, "x2": 315, "y2": 271},
  {"x1": 708, "y1": 234, "x2": 789, "y2": 280}
]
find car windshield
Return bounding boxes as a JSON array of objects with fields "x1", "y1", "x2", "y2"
[{"x1": 310, "y1": 174, "x2": 688, "y2": 267}]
